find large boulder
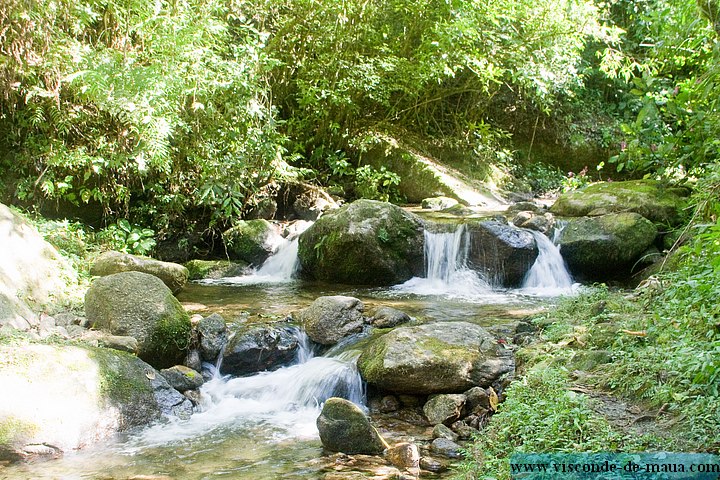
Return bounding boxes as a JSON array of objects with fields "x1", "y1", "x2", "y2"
[
  {"x1": 0, "y1": 203, "x2": 77, "y2": 330},
  {"x1": 223, "y1": 220, "x2": 283, "y2": 265},
  {"x1": 465, "y1": 220, "x2": 538, "y2": 287},
  {"x1": 295, "y1": 296, "x2": 366, "y2": 345},
  {"x1": 90, "y1": 251, "x2": 189, "y2": 293},
  {"x1": 298, "y1": 200, "x2": 425, "y2": 285},
  {"x1": 317, "y1": 397, "x2": 388, "y2": 455},
  {"x1": 550, "y1": 180, "x2": 689, "y2": 226},
  {"x1": 557, "y1": 213, "x2": 658, "y2": 279},
  {"x1": 357, "y1": 322, "x2": 514, "y2": 395},
  {"x1": 220, "y1": 324, "x2": 300, "y2": 376},
  {"x1": 0, "y1": 343, "x2": 189, "y2": 461},
  {"x1": 85, "y1": 271, "x2": 192, "y2": 369}
]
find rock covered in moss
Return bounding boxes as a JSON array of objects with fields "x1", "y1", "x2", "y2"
[
  {"x1": 357, "y1": 322, "x2": 514, "y2": 395},
  {"x1": 423, "y1": 394, "x2": 466, "y2": 425},
  {"x1": 160, "y1": 365, "x2": 204, "y2": 392},
  {"x1": 371, "y1": 306, "x2": 411, "y2": 329},
  {"x1": 223, "y1": 220, "x2": 283, "y2": 265},
  {"x1": 550, "y1": 179, "x2": 689, "y2": 226},
  {"x1": 421, "y1": 196, "x2": 459, "y2": 210},
  {"x1": 296, "y1": 296, "x2": 366, "y2": 345},
  {"x1": 317, "y1": 397, "x2": 388, "y2": 455},
  {"x1": 465, "y1": 220, "x2": 538, "y2": 287},
  {"x1": 184, "y1": 259, "x2": 249, "y2": 281},
  {"x1": 0, "y1": 343, "x2": 187, "y2": 461},
  {"x1": 220, "y1": 324, "x2": 299, "y2": 376},
  {"x1": 297, "y1": 200, "x2": 425, "y2": 286},
  {"x1": 85, "y1": 271, "x2": 191, "y2": 369},
  {"x1": 90, "y1": 251, "x2": 189, "y2": 293},
  {"x1": 557, "y1": 213, "x2": 658, "y2": 279}
]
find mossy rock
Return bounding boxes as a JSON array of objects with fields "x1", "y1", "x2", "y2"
[
  {"x1": 297, "y1": 200, "x2": 425, "y2": 285},
  {"x1": 0, "y1": 343, "x2": 161, "y2": 461},
  {"x1": 223, "y1": 220, "x2": 282, "y2": 265},
  {"x1": 85, "y1": 271, "x2": 191, "y2": 369},
  {"x1": 557, "y1": 213, "x2": 658, "y2": 280},
  {"x1": 316, "y1": 397, "x2": 387, "y2": 454},
  {"x1": 184, "y1": 259, "x2": 249, "y2": 280},
  {"x1": 90, "y1": 251, "x2": 189, "y2": 293},
  {"x1": 358, "y1": 322, "x2": 515, "y2": 395},
  {"x1": 550, "y1": 180, "x2": 690, "y2": 226}
]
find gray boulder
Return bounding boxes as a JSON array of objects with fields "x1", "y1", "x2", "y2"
[
  {"x1": 317, "y1": 397, "x2": 387, "y2": 455},
  {"x1": 371, "y1": 307, "x2": 411, "y2": 329},
  {"x1": 197, "y1": 313, "x2": 227, "y2": 361},
  {"x1": 557, "y1": 213, "x2": 658, "y2": 279},
  {"x1": 220, "y1": 324, "x2": 299, "y2": 376},
  {"x1": 423, "y1": 394, "x2": 466, "y2": 425},
  {"x1": 429, "y1": 438, "x2": 463, "y2": 459},
  {"x1": 85, "y1": 271, "x2": 191, "y2": 369},
  {"x1": 358, "y1": 322, "x2": 514, "y2": 395},
  {"x1": 466, "y1": 220, "x2": 538, "y2": 287},
  {"x1": 90, "y1": 251, "x2": 189, "y2": 293},
  {"x1": 298, "y1": 200, "x2": 425, "y2": 285},
  {"x1": 296, "y1": 296, "x2": 366, "y2": 345}
]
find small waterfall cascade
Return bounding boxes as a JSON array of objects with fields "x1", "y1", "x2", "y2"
[
  {"x1": 132, "y1": 329, "x2": 365, "y2": 446},
  {"x1": 521, "y1": 227, "x2": 574, "y2": 295},
  {"x1": 255, "y1": 220, "x2": 313, "y2": 280},
  {"x1": 395, "y1": 223, "x2": 491, "y2": 296}
]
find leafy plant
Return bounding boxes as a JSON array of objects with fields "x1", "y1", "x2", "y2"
[{"x1": 96, "y1": 220, "x2": 156, "y2": 256}]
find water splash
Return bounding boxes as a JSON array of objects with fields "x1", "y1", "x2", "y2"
[
  {"x1": 395, "y1": 224, "x2": 492, "y2": 298},
  {"x1": 519, "y1": 228, "x2": 576, "y2": 296}
]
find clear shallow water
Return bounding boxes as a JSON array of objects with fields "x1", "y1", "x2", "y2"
[{"x1": 3, "y1": 224, "x2": 581, "y2": 479}]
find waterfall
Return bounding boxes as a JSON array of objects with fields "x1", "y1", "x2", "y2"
[
  {"x1": 520, "y1": 228, "x2": 575, "y2": 295},
  {"x1": 129, "y1": 329, "x2": 365, "y2": 447},
  {"x1": 395, "y1": 224, "x2": 491, "y2": 297}
]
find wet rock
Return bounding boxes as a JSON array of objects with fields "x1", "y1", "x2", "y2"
[
  {"x1": 513, "y1": 212, "x2": 555, "y2": 235},
  {"x1": 550, "y1": 179, "x2": 689, "y2": 226},
  {"x1": 464, "y1": 386, "x2": 491, "y2": 412},
  {"x1": 223, "y1": 219, "x2": 283, "y2": 265},
  {"x1": 184, "y1": 259, "x2": 249, "y2": 281},
  {"x1": 385, "y1": 442, "x2": 420, "y2": 470},
  {"x1": 432, "y1": 424, "x2": 459, "y2": 442},
  {"x1": 296, "y1": 296, "x2": 366, "y2": 346},
  {"x1": 85, "y1": 271, "x2": 191, "y2": 369},
  {"x1": 160, "y1": 365, "x2": 204, "y2": 392},
  {"x1": 90, "y1": 251, "x2": 189, "y2": 293},
  {"x1": 150, "y1": 372, "x2": 194, "y2": 419},
  {"x1": 197, "y1": 313, "x2": 227, "y2": 361},
  {"x1": 421, "y1": 196, "x2": 459, "y2": 210},
  {"x1": 183, "y1": 389, "x2": 202, "y2": 406},
  {"x1": 220, "y1": 324, "x2": 299, "y2": 376},
  {"x1": 466, "y1": 220, "x2": 538, "y2": 287},
  {"x1": 358, "y1": 322, "x2": 515, "y2": 395},
  {"x1": 557, "y1": 213, "x2": 658, "y2": 279},
  {"x1": 420, "y1": 456, "x2": 448, "y2": 473},
  {"x1": 298, "y1": 200, "x2": 425, "y2": 286},
  {"x1": 429, "y1": 438, "x2": 463, "y2": 459},
  {"x1": 371, "y1": 307, "x2": 411, "y2": 329},
  {"x1": 507, "y1": 201, "x2": 544, "y2": 214},
  {"x1": 184, "y1": 348, "x2": 202, "y2": 372},
  {"x1": 423, "y1": 394, "x2": 466, "y2": 425},
  {"x1": 317, "y1": 398, "x2": 388, "y2": 455}
]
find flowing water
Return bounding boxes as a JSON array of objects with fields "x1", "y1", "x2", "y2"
[{"x1": 4, "y1": 221, "x2": 580, "y2": 479}]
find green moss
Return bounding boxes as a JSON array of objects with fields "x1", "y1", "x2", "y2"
[
  {"x1": 86, "y1": 346, "x2": 153, "y2": 403},
  {"x1": 146, "y1": 311, "x2": 191, "y2": 369},
  {"x1": 184, "y1": 259, "x2": 248, "y2": 280},
  {"x1": 0, "y1": 416, "x2": 37, "y2": 446}
]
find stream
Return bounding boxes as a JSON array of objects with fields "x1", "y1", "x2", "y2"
[{"x1": 2, "y1": 222, "x2": 580, "y2": 480}]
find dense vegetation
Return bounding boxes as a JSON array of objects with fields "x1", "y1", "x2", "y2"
[{"x1": 2, "y1": 0, "x2": 719, "y2": 475}]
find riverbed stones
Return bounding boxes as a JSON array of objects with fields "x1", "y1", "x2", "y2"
[
  {"x1": 296, "y1": 296, "x2": 366, "y2": 345},
  {"x1": 432, "y1": 424, "x2": 459, "y2": 442},
  {"x1": 557, "y1": 213, "x2": 658, "y2": 279},
  {"x1": 0, "y1": 343, "x2": 184, "y2": 461},
  {"x1": 371, "y1": 307, "x2": 411, "y2": 329},
  {"x1": 550, "y1": 179, "x2": 689, "y2": 226},
  {"x1": 423, "y1": 394, "x2": 466, "y2": 425},
  {"x1": 197, "y1": 313, "x2": 227, "y2": 361},
  {"x1": 317, "y1": 398, "x2": 388, "y2": 455},
  {"x1": 357, "y1": 322, "x2": 515, "y2": 395},
  {"x1": 85, "y1": 271, "x2": 192, "y2": 369},
  {"x1": 223, "y1": 219, "x2": 283, "y2": 265},
  {"x1": 220, "y1": 324, "x2": 299, "y2": 376},
  {"x1": 385, "y1": 442, "x2": 420, "y2": 470},
  {"x1": 297, "y1": 200, "x2": 425, "y2": 285},
  {"x1": 90, "y1": 251, "x2": 189, "y2": 293},
  {"x1": 429, "y1": 438, "x2": 463, "y2": 459},
  {"x1": 465, "y1": 219, "x2": 538, "y2": 287}
]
